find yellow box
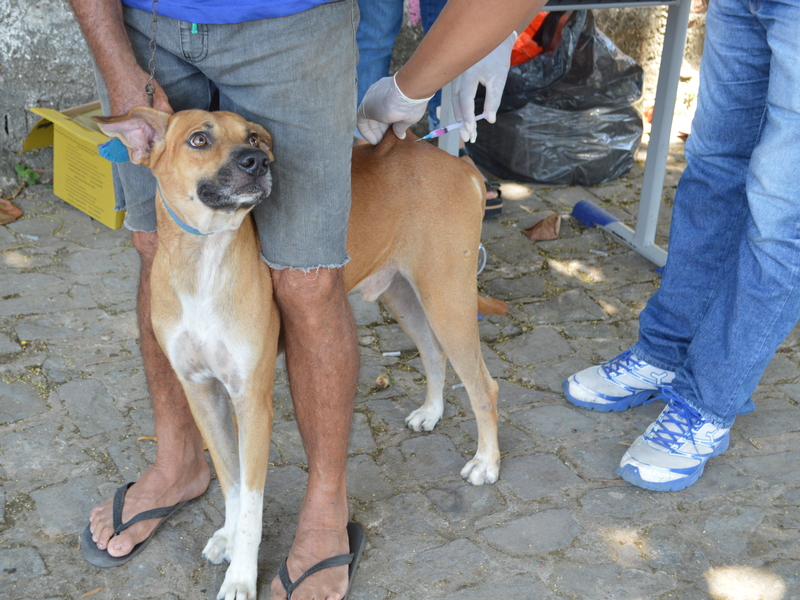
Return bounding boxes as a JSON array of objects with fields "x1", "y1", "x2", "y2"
[{"x1": 23, "y1": 101, "x2": 125, "y2": 230}]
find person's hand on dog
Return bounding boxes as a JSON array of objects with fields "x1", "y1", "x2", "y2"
[
  {"x1": 452, "y1": 31, "x2": 516, "y2": 143},
  {"x1": 357, "y1": 74, "x2": 432, "y2": 145},
  {"x1": 108, "y1": 69, "x2": 173, "y2": 117}
]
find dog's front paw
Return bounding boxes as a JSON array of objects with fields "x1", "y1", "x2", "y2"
[
  {"x1": 405, "y1": 405, "x2": 443, "y2": 432},
  {"x1": 461, "y1": 455, "x2": 500, "y2": 486},
  {"x1": 203, "y1": 528, "x2": 234, "y2": 564},
  {"x1": 217, "y1": 571, "x2": 257, "y2": 600}
]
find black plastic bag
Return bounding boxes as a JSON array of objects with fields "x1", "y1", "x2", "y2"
[
  {"x1": 470, "y1": 11, "x2": 644, "y2": 186},
  {"x1": 469, "y1": 104, "x2": 643, "y2": 186}
]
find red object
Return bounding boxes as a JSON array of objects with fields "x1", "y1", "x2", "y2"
[{"x1": 511, "y1": 12, "x2": 548, "y2": 66}]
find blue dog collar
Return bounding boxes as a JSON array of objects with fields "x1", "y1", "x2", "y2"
[{"x1": 156, "y1": 180, "x2": 214, "y2": 236}]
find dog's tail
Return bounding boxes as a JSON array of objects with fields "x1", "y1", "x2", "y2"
[{"x1": 478, "y1": 295, "x2": 508, "y2": 316}]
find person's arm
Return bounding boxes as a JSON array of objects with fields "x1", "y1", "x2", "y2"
[
  {"x1": 68, "y1": 0, "x2": 172, "y2": 115},
  {"x1": 395, "y1": 0, "x2": 544, "y2": 99},
  {"x1": 357, "y1": 0, "x2": 546, "y2": 144}
]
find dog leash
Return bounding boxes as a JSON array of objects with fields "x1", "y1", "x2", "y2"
[{"x1": 156, "y1": 180, "x2": 214, "y2": 236}]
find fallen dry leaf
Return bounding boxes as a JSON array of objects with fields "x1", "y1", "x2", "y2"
[
  {"x1": 0, "y1": 198, "x2": 22, "y2": 225},
  {"x1": 524, "y1": 213, "x2": 561, "y2": 241},
  {"x1": 81, "y1": 587, "x2": 104, "y2": 598}
]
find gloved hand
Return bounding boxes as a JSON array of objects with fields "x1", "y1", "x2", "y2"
[
  {"x1": 357, "y1": 73, "x2": 432, "y2": 145},
  {"x1": 452, "y1": 31, "x2": 517, "y2": 143}
]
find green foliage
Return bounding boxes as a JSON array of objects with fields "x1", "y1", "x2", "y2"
[{"x1": 14, "y1": 164, "x2": 40, "y2": 186}]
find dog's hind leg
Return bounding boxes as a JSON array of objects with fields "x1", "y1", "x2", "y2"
[
  {"x1": 381, "y1": 274, "x2": 448, "y2": 432},
  {"x1": 409, "y1": 275, "x2": 501, "y2": 486}
]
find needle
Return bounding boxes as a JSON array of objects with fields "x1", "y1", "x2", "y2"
[{"x1": 417, "y1": 112, "x2": 488, "y2": 141}]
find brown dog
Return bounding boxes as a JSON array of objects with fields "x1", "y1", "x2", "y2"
[{"x1": 94, "y1": 108, "x2": 506, "y2": 599}]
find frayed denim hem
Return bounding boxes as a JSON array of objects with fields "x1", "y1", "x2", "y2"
[{"x1": 261, "y1": 253, "x2": 350, "y2": 273}]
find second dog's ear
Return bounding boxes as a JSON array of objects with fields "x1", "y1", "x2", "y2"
[{"x1": 93, "y1": 108, "x2": 170, "y2": 166}]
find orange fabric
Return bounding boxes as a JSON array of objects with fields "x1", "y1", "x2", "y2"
[{"x1": 510, "y1": 12, "x2": 548, "y2": 66}]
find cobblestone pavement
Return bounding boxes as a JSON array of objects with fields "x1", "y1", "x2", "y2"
[{"x1": 2, "y1": 141, "x2": 800, "y2": 600}]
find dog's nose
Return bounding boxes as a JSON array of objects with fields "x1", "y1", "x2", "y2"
[{"x1": 235, "y1": 148, "x2": 271, "y2": 177}]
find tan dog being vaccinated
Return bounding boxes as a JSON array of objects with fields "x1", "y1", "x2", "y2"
[{"x1": 94, "y1": 108, "x2": 506, "y2": 599}]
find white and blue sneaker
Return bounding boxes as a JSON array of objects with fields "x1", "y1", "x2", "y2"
[
  {"x1": 563, "y1": 349, "x2": 675, "y2": 412},
  {"x1": 617, "y1": 387, "x2": 730, "y2": 492}
]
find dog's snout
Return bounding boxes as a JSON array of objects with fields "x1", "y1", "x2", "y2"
[{"x1": 236, "y1": 148, "x2": 271, "y2": 177}]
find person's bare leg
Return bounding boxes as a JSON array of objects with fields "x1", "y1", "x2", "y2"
[
  {"x1": 269, "y1": 267, "x2": 359, "y2": 600},
  {"x1": 87, "y1": 230, "x2": 210, "y2": 558}
]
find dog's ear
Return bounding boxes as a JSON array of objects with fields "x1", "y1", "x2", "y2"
[
  {"x1": 249, "y1": 122, "x2": 274, "y2": 162},
  {"x1": 93, "y1": 108, "x2": 170, "y2": 166}
]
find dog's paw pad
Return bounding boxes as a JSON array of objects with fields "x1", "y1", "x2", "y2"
[
  {"x1": 461, "y1": 458, "x2": 499, "y2": 486},
  {"x1": 203, "y1": 531, "x2": 233, "y2": 564},
  {"x1": 405, "y1": 407, "x2": 442, "y2": 432}
]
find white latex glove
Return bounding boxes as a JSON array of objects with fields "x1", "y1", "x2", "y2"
[
  {"x1": 452, "y1": 31, "x2": 517, "y2": 143},
  {"x1": 357, "y1": 73, "x2": 432, "y2": 145}
]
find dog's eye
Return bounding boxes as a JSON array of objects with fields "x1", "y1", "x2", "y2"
[
  {"x1": 248, "y1": 133, "x2": 260, "y2": 147},
  {"x1": 189, "y1": 133, "x2": 209, "y2": 148}
]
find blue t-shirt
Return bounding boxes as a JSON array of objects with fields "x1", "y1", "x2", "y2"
[{"x1": 122, "y1": 0, "x2": 332, "y2": 24}]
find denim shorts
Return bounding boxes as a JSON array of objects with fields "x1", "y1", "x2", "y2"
[{"x1": 95, "y1": 0, "x2": 359, "y2": 270}]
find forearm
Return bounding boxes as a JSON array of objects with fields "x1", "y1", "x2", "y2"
[
  {"x1": 395, "y1": 0, "x2": 547, "y2": 99},
  {"x1": 68, "y1": 0, "x2": 170, "y2": 113},
  {"x1": 68, "y1": 0, "x2": 142, "y2": 84}
]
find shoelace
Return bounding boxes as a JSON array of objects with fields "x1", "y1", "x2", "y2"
[
  {"x1": 645, "y1": 386, "x2": 703, "y2": 451},
  {"x1": 601, "y1": 350, "x2": 639, "y2": 377}
]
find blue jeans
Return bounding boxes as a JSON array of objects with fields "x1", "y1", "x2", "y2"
[
  {"x1": 355, "y1": 0, "x2": 447, "y2": 124},
  {"x1": 355, "y1": 0, "x2": 403, "y2": 106},
  {"x1": 632, "y1": 0, "x2": 800, "y2": 427}
]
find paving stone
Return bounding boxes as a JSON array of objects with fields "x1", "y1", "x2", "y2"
[
  {"x1": 394, "y1": 538, "x2": 491, "y2": 590},
  {"x1": 459, "y1": 419, "x2": 536, "y2": 457},
  {"x1": 0, "y1": 332, "x2": 20, "y2": 355},
  {"x1": 424, "y1": 480, "x2": 506, "y2": 524},
  {"x1": 0, "y1": 547, "x2": 46, "y2": 583},
  {"x1": 0, "y1": 485, "x2": 4, "y2": 523},
  {"x1": 736, "y1": 407, "x2": 800, "y2": 438},
  {"x1": 0, "y1": 274, "x2": 96, "y2": 317},
  {"x1": 549, "y1": 562, "x2": 679, "y2": 598},
  {"x1": 64, "y1": 249, "x2": 119, "y2": 275},
  {"x1": 271, "y1": 420, "x2": 306, "y2": 465},
  {"x1": 347, "y1": 455, "x2": 395, "y2": 503},
  {"x1": 740, "y1": 449, "x2": 800, "y2": 485},
  {"x1": 520, "y1": 289, "x2": 608, "y2": 325},
  {"x1": 448, "y1": 574, "x2": 559, "y2": 600},
  {"x1": 373, "y1": 323, "x2": 416, "y2": 353},
  {"x1": 58, "y1": 378, "x2": 127, "y2": 437},
  {"x1": 502, "y1": 454, "x2": 584, "y2": 501},
  {"x1": 30, "y1": 476, "x2": 106, "y2": 534},
  {"x1": 6, "y1": 216, "x2": 62, "y2": 238},
  {"x1": 699, "y1": 506, "x2": 766, "y2": 559},
  {"x1": 494, "y1": 326, "x2": 572, "y2": 366},
  {"x1": 481, "y1": 274, "x2": 547, "y2": 301},
  {"x1": 399, "y1": 434, "x2": 466, "y2": 482},
  {"x1": 0, "y1": 422, "x2": 87, "y2": 486},
  {"x1": 349, "y1": 292, "x2": 384, "y2": 326},
  {"x1": 0, "y1": 381, "x2": 47, "y2": 424},
  {"x1": 481, "y1": 509, "x2": 582, "y2": 555},
  {"x1": 643, "y1": 524, "x2": 714, "y2": 582},
  {"x1": 509, "y1": 404, "x2": 596, "y2": 439},
  {"x1": 677, "y1": 463, "x2": 755, "y2": 503},
  {"x1": 580, "y1": 486, "x2": 653, "y2": 519}
]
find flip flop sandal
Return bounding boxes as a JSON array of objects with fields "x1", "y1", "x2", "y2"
[
  {"x1": 81, "y1": 482, "x2": 187, "y2": 568},
  {"x1": 483, "y1": 181, "x2": 503, "y2": 220},
  {"x1": 278, "y1": 521, "x2": 366, "y2": 600}
]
